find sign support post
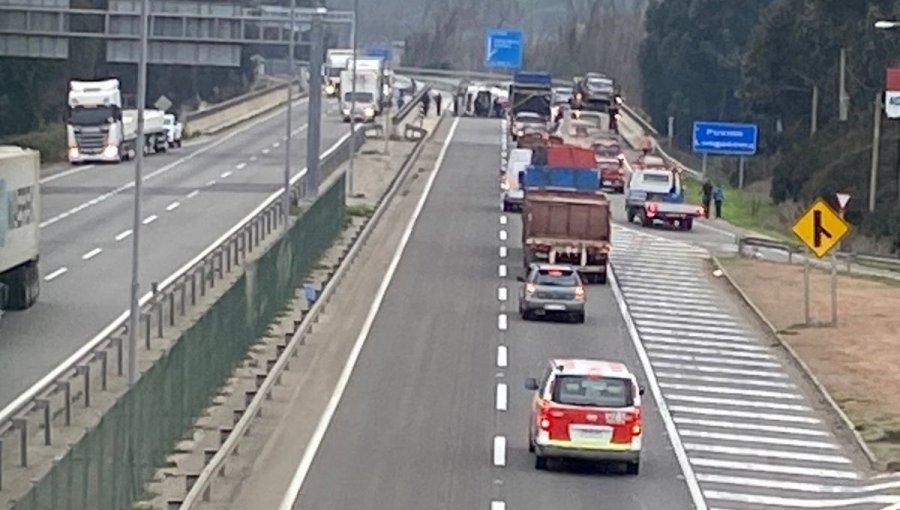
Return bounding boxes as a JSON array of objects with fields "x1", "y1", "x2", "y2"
[
  {"x1": 791, "y1": 197, "x2": 851, "y2": 328},
  {"x1": 738, "y1": 156, "x2": 745, "y2": 189},
  {"x1": 701, "y1": 153, "x2": 708, "y2": 179}
]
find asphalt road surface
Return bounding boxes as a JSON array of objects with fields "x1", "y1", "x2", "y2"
[
  {"x1": 289, "y1": 117, "x2": 694, "y2": 510},
  {"x1": 0, "y1": 96, "x2": 352, "y2": 408}
]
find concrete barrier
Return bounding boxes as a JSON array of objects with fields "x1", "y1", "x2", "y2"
[{"x1": 184, "y1": 80, "x2": 306, "y2": 137}]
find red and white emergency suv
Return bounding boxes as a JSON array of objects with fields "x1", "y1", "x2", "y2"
[{"x1": 526, "y1": 358, "x2": 644, "y2": 474}]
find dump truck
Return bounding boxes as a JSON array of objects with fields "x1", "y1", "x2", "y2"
[
  {"x1": 521, "y1": 145, "x2": 611, "y2": 283},
  {"x1": 0, "y1": 146, "x2": 40, "y2": 314},
  {"x1": 508, "y1": 71, "x2": 553, "y2": 121}
]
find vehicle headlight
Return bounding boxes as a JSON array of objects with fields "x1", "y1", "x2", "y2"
[
  {"x1": 102, "y1": 145, "x2": 118, "y2": 158},
  {"x1": 325, "y1": 84, "x2": 335, "y2": 95},
  {"x1": 68, "y1": 147, "x2": 79, "y2": 159},
  {"x1": 517, "y1": 130, "x2": 524, "y2": 137},
  {"x1": 363, "y1": 106, "x2": 375, "y2": 117}
]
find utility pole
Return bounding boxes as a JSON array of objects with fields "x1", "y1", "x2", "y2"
[
  {"x1": 839, "y1": 47, "x2": 849, "y2": 122},
  {"x1": 282, "y1": 0, "x2": 295, "y2": 217},
  {"x1": 127, "y1": 0, "x2": 149, "y2": 386},
  {"x1": 870, "y1": 92, "x2": 883, "y2": 212},
  {"x1": 305, "y1": 6, "x2": 326, "y2": 200},
  {"x1": 810, "y1": 84, "x2": 819, "y2": 137},
  {"x1": 667, "y1": 115, "x2": 674, "y2": 148},
  {"x1": 347, "y1": 0, "x2": 358, "y2": 197}
]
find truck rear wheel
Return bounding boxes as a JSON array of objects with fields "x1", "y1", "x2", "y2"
[
  {"x1": 640, "y1": 210, "x2": 653, "y2": 227},
  {"x1": 1, "y1": 260, "x2": 40, "y2": 310},
  {"x1": 682, "y1": 218, "x2": 694, "y2": 231},
  {"x1": 626, "y1": 208, "x2": 636, "y2": 223}
]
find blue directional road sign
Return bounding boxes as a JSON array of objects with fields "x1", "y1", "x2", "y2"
[
  {"x1": 485, "y1": 29, "x2": 523, "y2": 69},
  {"x1": 692, "y1": 121, "x2": 759, "y2": 156},
  {"x1": 366, "y1": 46, "x2": 392, "y2": 61}
]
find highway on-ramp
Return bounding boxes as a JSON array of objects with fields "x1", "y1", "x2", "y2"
[
  {"x1": 283, "y1": 117, "x2": 694, "y2": 509},
  {"x1": 0, "y1": 97, "x2": 351, "y2": 408}
]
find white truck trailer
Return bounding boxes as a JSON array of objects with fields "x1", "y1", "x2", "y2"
[
  {"x1": 67, "y1": 79, "x2": 169, "y2": 164},
  {"x1": 324, "y1": 48, "x2": 355, "y2": 96},
  {"x1": 0, "y1": 146, "x2": 40, "y2": 313},
  {"x1": 339, "y1": 67, "x2": 380, "y2": 122}
]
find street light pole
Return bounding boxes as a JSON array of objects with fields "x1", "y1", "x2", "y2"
[
  {"x1": 283, "y1": 0, "x2": 295, "y2": 217},
  {"x1": 305, "y1": 6, "x2": 326, "y2": 200},
  {"x1": 347, "y1": 0, "x2": 358, "y2": 197},
  {"x1": 127, "y1": 0, "x2": 149, "y2": 386}
]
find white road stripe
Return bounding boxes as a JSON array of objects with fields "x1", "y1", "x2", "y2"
[
  {"x1": 669, "y1": 405, "x2": 820, "y2": 424},
  {"x1": 272, "y1": 141, "x2": 280, "y2": 148},
  {"x1": 493, "y1": 436, "x2": 507, "y2": 466},
  {"x1": 142, "y1": 215, "x2": 158, "y2": 225},
  {"x1": 647, "y1": 344, "x2": 773, "y2": 361},
  {"x1": 262, "y1": 148, "x2": 270, "y2": 154},
  {"x1": 498, "y1": 264, "x2": 507, "y2": 278},
  {"x1": 500, "y1": 215, "x2": 507, "y2": 225},
  {"x1": 667, "y1": 394, "x2": 810, "y2": 412},
  {"x1": 680, "y1": 430, "x2": 837, "y2": 450},
  {"x1": 652, "y1": 361, "x2": 789, "y2": 379},
  {"x1": 499, "y1": 229, "x2": 507, "y2": 241},
  {"x1": 81, "y1": 248, "x2": 102, "y2": 260},
  {"x1": 497, "y1": 345, "x2": 508, "y2": 368},
  {"x1": 649, "y1": 352, "x2": 781, "y2": 369},
  {"x1": 498, "y1": 287, "x2": 508, "y2": 302},
  {"x1": 644, "y1": 336, "x2": 763, "y2": 352},
  {"x1": 250, "y1": 155, "x2": 258, "y2": 162},
  {"x1": 44, "y1": 267, "x2": 68, "y2": 281},
  {"x1": 621, "y1": 284, "x2": 716, "y2": 298},
  {"x1": 657, "y1": 371, "x2": 795, "y2": 389},
  {"x1": 498, "y1": 314, "x2": 508, "y2": 331},
  {"x1": 165, "y1": 201, "x2": 181, "y2": 211},
  {"x1": 186, "y1": 190, "x2": 200, "y2": 199},
  {"x1": 641, "y1": 328, "x2": 752, "y2": 343},
  {"x1": 631, "y1": 312, "x2": 739, "y2": 327},
  {"x1": 684, "y1": 443, "x2": 850, "y2": 464},
  {"x1": 698, "y1": 473, "x2": 900, "y2": 494},
  {"x1": 701, "y1": 491, "x2": 900, "y2": 507},
  {"x1": 638, "y1": 321, "x2": 747, "y2": 336},
  {"x1": 205, "y1": 179, "x2": 217, "y2": 187},
  {"x1": 690, "y1": 458, "x2": 858, "y2": 480},
  {"x1": 115, "y1": 229, "x2": 133, "y2": 241},
  {"x1": 674, "y1": 417, "x2": 828, "y2": 437},
  {"x1": 660, "y1": 383, "x2": 802, "y2": 401},
  {"x1": 236, "y1": 162, "x2": 247, "y2": 170},
  {"x1": 496, "y1": 383, "x2": 508, "y2": 411},
  {"x1": 630, "y1": 308, "x2": 735, "y2": 322},
  {"x1": 499, "y1": 246, "x2": 507, "y2": 258},
  {"x1": 625, "y1": 294, "x2": 717, "y2": 308},
  {"x1": 220, "y1": 170, "x2": 233, "y2": 179},
  {"x1": 627, "y1": 299, "x2": 723, "y2": 314},
  {"x1": 491, "y1": 502, "x2": 506, "y2": 510}
]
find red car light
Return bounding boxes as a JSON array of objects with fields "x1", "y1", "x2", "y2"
[
  {"x1": 539, "y1": 416, "x2": 552, "y2": 430},
  {"x1": 647, "y1": 202, "x2": 658, "y2": 213},
  {"x1": 631, "y1": 423, "x2": 642, "y2": 435}
]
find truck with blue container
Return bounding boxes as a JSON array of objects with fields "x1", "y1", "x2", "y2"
[
  {"x1": 624, "y1": 155, "x2": 704, "y2": 231},
  {"x1": 521, "y1": 145, "x2": 611, "y2": 284},
  {"x1": 508, "y1": 71, "x2": 553, "y2": 121}
]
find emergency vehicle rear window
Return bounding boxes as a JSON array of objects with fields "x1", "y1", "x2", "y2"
[
  {"x1": 642, "y1": 173, "x2": 670, "y2": 184},
  {"x1": 552, "y1": 375, "x2": 632, "y2": 408}
]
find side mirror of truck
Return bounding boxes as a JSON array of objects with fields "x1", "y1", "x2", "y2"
[{"x1": 525, "y1": 377, "x2": 539, "y2": 391}]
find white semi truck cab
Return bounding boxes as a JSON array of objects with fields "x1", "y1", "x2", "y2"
[{"x1": 0, "y1": 146, "x2": 40, "y2": 312}]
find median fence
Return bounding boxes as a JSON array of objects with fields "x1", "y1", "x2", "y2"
[{"x1": 0, "y1": 86, "x2": 428, "y2": 509}]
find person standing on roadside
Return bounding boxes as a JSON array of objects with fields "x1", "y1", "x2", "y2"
[
  {"x1": 712, "y1": 184, "x2": 725, "y2": 219},
  {"x1": 701, "y1": 179, "x2": 713, "y2": 218},
  {"x1": 434, "y1": 91, "x2": 443, "y2": 115},
  {"x1": 422, "y1": 92, "x2": 431, "y2": 117},
  {"x1": 639, "y1": 130, "x2": 654, "y2": 155}
]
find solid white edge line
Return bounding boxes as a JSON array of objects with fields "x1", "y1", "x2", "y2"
[
  {"x1": 496, "y1": 383, "x2": 508, "y2": 411},
  {"x1": 81, "y1": 248, "x2": 102, "y2": 260},
  {"x1": 276, "y1": 117, "x2": 461, "y2": 510},
  {"x1": 165, "y1": 201, "x2": 181, "y2": 211},
  {"x1": 493, "y1": 436, "x2": 507, "y2": 466},
  {"x1": 39, "y1": 164, "x2": 97, "y2": 184},
  {"x1": 43, "y1": 267, "x2": 68, "y2": 281},
  {"x1": 497, "y1": 345, "x2": 508, "y2": 368},
  {"x1": 609, "y1": 267, "x2": 708, "y2": 510}
]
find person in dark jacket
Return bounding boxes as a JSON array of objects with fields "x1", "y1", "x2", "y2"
[
  {"x1": 701, "y1": 179, "x2": 713, "y2": 218},
  {"x1": 712, "y1": 185, "x2": 725, "y2": 219},
  {"x1": 434, "y1": 92, "x2": 443, "y2": 115},
  {"x1": 422, "y1": 92, "x2": 431, "y2": 116}
]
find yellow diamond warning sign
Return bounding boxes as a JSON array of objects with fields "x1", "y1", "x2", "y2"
[{"x1": 791, "y1": 198, "x2": 850, "y2": 258}]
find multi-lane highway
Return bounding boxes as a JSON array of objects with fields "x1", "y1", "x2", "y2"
[{"x1": 0, "y1": 97, "x2": 351, "y2": 407}]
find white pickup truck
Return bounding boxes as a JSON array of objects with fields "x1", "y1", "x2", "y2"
[
  {"x1": 0, "y1": 146, "x2": 40, "y2": 317},
  {"x1": 624, "y1": 158, "x2": 704, "y2": 231}
]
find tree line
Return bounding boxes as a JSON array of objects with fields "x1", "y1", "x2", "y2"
[{"x1": 640, "y1": 0, "x2": 900, "y2": 251}]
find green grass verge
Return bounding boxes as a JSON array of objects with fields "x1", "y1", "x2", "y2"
[
  {"x1": 682, "y1": 178, "x2": 794, "y2": 243},
  {"x1": 0, "y1": 123, "x2": 66, "y2": 165}
]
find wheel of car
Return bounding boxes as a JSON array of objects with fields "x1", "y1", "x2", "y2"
[
  {"x1": 626, "y1": 209, "x2": 636, "y2": 223},
  {"x1": 626, "y1": 460, "x2": 640, "y2": 475},
  {"x1": 528, "y1": 435, "x2": 535, "y2": 453},
  {"x1": 535, "y1": 455, "x2": 548, "y2": 470}
]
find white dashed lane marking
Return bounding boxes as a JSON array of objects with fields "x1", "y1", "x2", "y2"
[
  {"x1": 115, "y1": 229, "x2": 132, "y2": 241},
  {"x1": 81, "y1": 248, "x2": 102, "y2": 260},
  {"x1": 165, "y1": 201, "x2": 181, "y2": 211},
  {"x1": 142, "y1": 215, "x2": 158, "y2": 225},
  {"x1": 44, "y1": 267, "x2": 68, "y2": 281}
]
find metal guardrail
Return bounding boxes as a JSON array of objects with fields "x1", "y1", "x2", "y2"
[
  {"x1": 0, "y1": 82, "x2": 428, "y2": 501},
  {"x1": 178, "y1": 90, "x2": 444, "y2": 509},
  {"x1": 737, "y1": 235, "x2": 900, "y2": 272}
]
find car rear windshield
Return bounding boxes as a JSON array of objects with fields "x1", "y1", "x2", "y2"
[
  {"x1": 642, "y1": 173, "x2": 671, "y2": 184},
  {"x1": 533, "y1": 269, "x2": 579, "y2": 286},
  {"x1": 553, "y1": 375, "x2": 632, "y2": 407}
]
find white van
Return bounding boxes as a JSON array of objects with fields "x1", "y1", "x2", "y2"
[{"x1": 502, "y1": 148, "x2": 533, "y2": 212}]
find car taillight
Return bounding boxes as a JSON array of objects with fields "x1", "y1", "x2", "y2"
[
  {"x1": 526, "y1": 283, "x2": 536, "y2": 295},
  {"x1": 574, "y1": 286, "x2": 585, "y2": 299},
  {"x1": 631, "y1": 423, "x2": 642, "y2": 435},
  {"x1": 647, "y1": 202, "x2": 658, "y2": 213},
  {"x1": 696, "y1": 207, "x2": 705, "y2": 216}
]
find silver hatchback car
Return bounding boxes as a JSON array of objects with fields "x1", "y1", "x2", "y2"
[{"x1": 517, "y1": 264, "x2": 586, "y2": 323}]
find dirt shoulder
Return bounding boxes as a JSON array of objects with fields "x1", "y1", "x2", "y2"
[{"x1": 720, "y1": 256, "x2": 900, "y2": 468}]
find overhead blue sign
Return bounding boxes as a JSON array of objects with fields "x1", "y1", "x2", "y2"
[
  {"x1": 485, "y1": 29, "x2": 523, "y2": 69},
  {"x1": 692, "y1": 121, "x2": 758, "y2": 156},
  {"x1": 366, "y1": 46, "x2": 392, "y2": 61}
]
